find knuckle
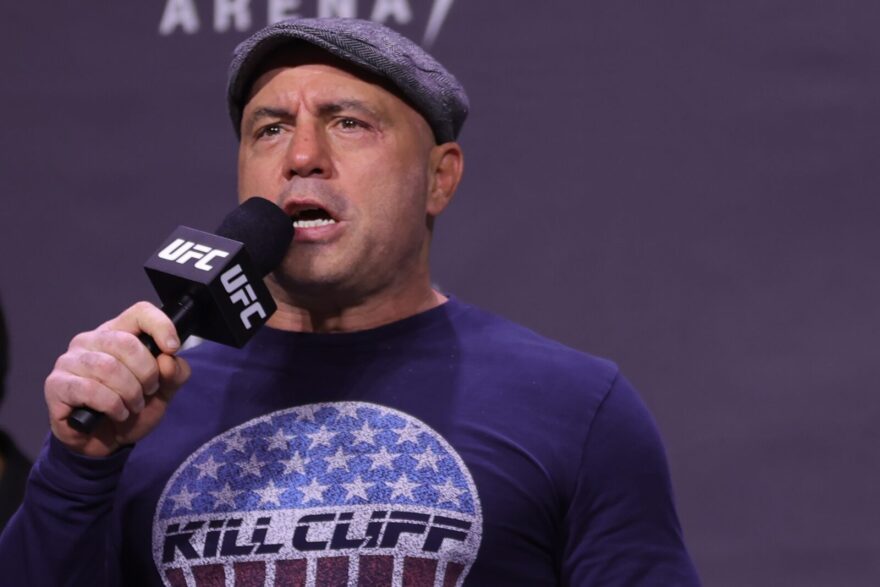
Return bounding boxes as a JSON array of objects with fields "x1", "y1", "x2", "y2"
[
  {"x1": 81, "y1": 350, "x2": 118, "y2": 377},
  {"x1": 74, "y1": 377, "x2": 100, "y2": 402},
  {"x1": 44, "y1": 370, "x2": 65, "y2": 395},
  {"x1": 52, "y1": 352, "x2": 71, "y2": 372},
  {"x1": 69, "y1": 331, "x2": 95, "y2": 349},
  {"x1": 131, "y1": 300, "x2": 157, "y2": 315},
  {"x1": 47, "y1": 401, "x2": 69, "y2": 422},
  {"x1": 45, "y1": 370, "x2": 80, "y2": 403},
  {"x1": 129, "y1": 300, "x2": 162, "y2": 319},
  {"x1": 105, "y1": 396, "x2": 129, "y2": 421},
  {"x1": 55, "y1": 375, "x2": 100, "y2": 409},
  {"x1": 44, "y1": 372, "x2": 128, "y2": 421},
  {"x1": 79, "y1": 380, "x2": 125, "y2": 417},
  {"x1": 112, "y1": 330, "x2": 145, "y2": 357}
]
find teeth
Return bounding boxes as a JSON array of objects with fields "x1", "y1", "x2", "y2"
[{"x1": 292, "y1": 218, "x2": 337, "y2": 229}]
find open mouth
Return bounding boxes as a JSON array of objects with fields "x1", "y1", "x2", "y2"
[{"x1": 290, "y1": 206, "x2": 337, "y2": 229}]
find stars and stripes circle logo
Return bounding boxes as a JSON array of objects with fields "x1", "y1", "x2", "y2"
[{"x1": 153, "y1": 402, "x2": 482, "y2": 586}]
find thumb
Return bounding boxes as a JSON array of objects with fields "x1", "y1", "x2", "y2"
[{"x1": 155, "y1": 354, "x2": 191, "y2": 401}]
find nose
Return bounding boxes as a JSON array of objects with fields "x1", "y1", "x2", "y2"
[{"x1": 284, "y1": 121, "x2": 331, "y2": 179}]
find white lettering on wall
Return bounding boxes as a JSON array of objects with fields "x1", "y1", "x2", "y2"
[
  {"x1": 268, "y1": 0, "x2": 302, "y2": 24},
  {"x1": 318, "y1": 0, "x2": 357, "y2": 18},
  {"x1": 215, "y1": 0, "x2": 253, "y2": 32},
  {"x1": 159, "y1": 0, "x2": 200, "y2": 35},
  {"x1": 370, "y1": 0, "x2": 412, "y2": 25},
  {"x1": 156, "y1": 0, "x2": 455, "y2": 45},
  {"x1": 424, "y1": 0, "x2": 454, "y2": 46}
]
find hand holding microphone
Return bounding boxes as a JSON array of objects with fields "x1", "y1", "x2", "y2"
[{"x1": 45, "y1": 198, "x2": 293, "y2": 456}]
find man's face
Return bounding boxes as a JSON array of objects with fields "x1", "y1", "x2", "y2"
[{"x1": 237, "y1": 52, "x2": 457, "y2": 308}]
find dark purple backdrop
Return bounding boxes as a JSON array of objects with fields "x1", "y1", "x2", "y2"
[{"x1": 2, "y1": 2, "x2": 878, "y2": 585}]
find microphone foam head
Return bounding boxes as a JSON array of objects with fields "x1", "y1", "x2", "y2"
[{"x1": 216, "y1": 198, "x2": 293, "y2": 275}]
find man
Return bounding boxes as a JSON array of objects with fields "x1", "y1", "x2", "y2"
[{"x1": 0, "y1": 18, "x2": 699, "y2": 586}]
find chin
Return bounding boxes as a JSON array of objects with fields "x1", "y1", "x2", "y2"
[{"x1": 270, "y1": 267, "x2": 355, "y2": 299}]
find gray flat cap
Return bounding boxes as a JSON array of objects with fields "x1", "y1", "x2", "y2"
[{"x1": 227, "y1": 18, "x2": 469, "y2": 144}]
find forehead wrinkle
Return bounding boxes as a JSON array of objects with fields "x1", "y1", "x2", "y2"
[
  {"x1": 317, "y1": 99, "x2": 384, "y2": 121},
  {"x1": 249, "y1": 106, "x2": 295, "y2": 121}
]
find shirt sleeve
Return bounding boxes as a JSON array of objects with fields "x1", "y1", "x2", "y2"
[
  {"x1": 0, "y1": 434, "x2": 131, "y2": 587},
  {"x1": 561, "y1": 373, "x2": 702, "y2": 586}
]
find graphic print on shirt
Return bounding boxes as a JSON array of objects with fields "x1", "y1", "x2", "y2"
[{"x1": 153, "y1": 402, "x2": 483, "y2": 586}]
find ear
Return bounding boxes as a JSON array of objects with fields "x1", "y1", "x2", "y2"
[{"x1": 426, "y1": 142, "x2": 464, "y2": 217}]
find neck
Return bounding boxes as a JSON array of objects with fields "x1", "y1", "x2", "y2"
[{"x1": 265, "y1": 280, "x2": 447, "y2": 333}]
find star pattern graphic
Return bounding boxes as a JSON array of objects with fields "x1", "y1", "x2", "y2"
[
  {"x1": 414, "y1": 446, "x2": 441, "y2": 472},
  {"x1": 159, "y1": 403, "x2": 477, "y2": 520},
  {"x1": 351, "y1": 420, "x2": 379, "y2": 446},
  {"x1": 265, "y1": 428, "x2": 293, "y2": 452},
  {"x1": 342, "y1": 476, "x2": 373, "y2": 501},
  {"x1": 211, "y1": 483, "x2": 242, "y2": 509},
  {"x1": 299, "y1": 478, "x2": 329, "y2": 503},
  {"x1": 194, "y1": 455, "x2": 222, "y2": 480},
  {"x1": 238, "y1": 453, "x2": 264, "y2": 477},
  {"x1": 307, "y1": 426, "x2": 336, "y2": 450},
  {"x1": 434, "y1": 479, "x2": 463, "y2": 506},
  {"x1": 255, "y1": 480, "x2": 286, "y2": 506},
  {"x1": 325, "y1": 447, "x2": 351, "y2": 472},
  {"x1": 223, "y1": 431, "x2": 249, "y2": 454},
  {"x1": 368, "y1": 446, "x2": 397, "y2": 471},
  {"x1": 334, "y1": 403, "x2": 361, "y2": 421},
  {"x1": 389, "y1": 474, "x2": 420, "y2": 500},
  {"x1": 280, "y1": 452, "x2": 308, "y2": 476},
  {"x1": 169, "y1": 486, "x2": 199, "y2": 512},
  {"x1": 296, "y1": 404, "x2": 319, "y2": 423},
  {"x1": 394, "y1": 423, "x2": 422, "y2": 446}
]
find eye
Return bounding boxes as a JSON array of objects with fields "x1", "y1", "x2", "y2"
[
  {"x1": 337, "y1": 117, "x2": 368, "y2": 131},
  {"x1": 256, "y1": 123, "x2": 283, "y2": 139}
]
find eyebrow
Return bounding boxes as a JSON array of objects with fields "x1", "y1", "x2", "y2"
[
  {"x1": 245, "y1": 100, "x2": 385, "y2": 128},
  {"x1": 247, "y1": 107, "x2": 295, "y2": 126}
]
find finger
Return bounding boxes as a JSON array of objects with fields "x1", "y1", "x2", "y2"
[
  {"x1": 55, "y1": 349, "x2": 147, "y2": 415},
  {"x1": 174, "y1": 356, "x2": 192, "y2": 387},
  {"x1": 134, "y1": 356, "x2": 190, "y2": 426},
  {"x1": 98, "y1": 301, "x2": 180, "y2": 355},
  {"x1": 156, "y1": 355, "x2": 191, "y2": 396},
  {"x1": 46, "y1": 370, "x2": 132, "y2": 423},
  {"x1": 68, "y1": 329, "x2": 161, "y2": 397}
]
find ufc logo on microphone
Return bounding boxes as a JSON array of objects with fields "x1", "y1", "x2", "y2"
[
  {"x1": 220, "y1": 264, "x2": 266, "y2": 330},
  {"x1": 158, "y1": 238, "x2": 229, "y2": 271}
]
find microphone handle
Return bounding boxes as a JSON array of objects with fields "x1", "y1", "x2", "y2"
[{"x1": 66, "y1": 295, "x2": 198, "y2": 434}]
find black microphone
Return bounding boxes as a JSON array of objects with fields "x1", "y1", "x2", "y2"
[{"x1": 67, "y1": 198, "x2": 293, "y2": 434}]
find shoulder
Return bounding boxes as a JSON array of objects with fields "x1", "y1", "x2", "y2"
[
  {"x1": 448, "y1": 298, "x2": 620, "y2": 396},
  {"x1": 443, "y1": 299, "x2": 628, "y2": 458}
]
